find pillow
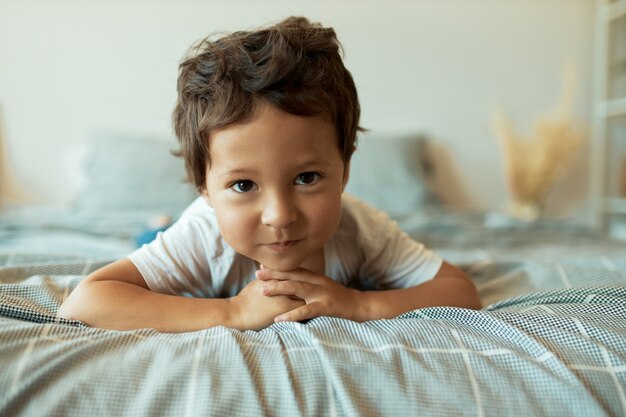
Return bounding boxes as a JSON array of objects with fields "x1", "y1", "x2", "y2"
[
  {"x1": 345, "y1": 133, "x2": 438, "y2": 218},
  {"x1": 73, "y1": 133, "x2": 197, "y2": 215}
]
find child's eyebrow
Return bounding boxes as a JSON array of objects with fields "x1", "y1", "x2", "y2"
[
  {"x1": 217, "y1": 168, "x2": 257, "y2": 179},
  {"x1": 297, "y1": 158, "x2": 332, "y2": 167},
  {"x1": 216, "y1": 158, "x2": 333, "y2": 179}
]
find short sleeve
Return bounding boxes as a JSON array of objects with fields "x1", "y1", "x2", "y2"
[
  {"x1": 338, "y1": 195, "x2": 443, "y2": 290},
  {"x1": 127, "y1": 198, "x2": 224, "y2": 297}
]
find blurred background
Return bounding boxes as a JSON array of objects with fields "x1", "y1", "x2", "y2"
[{"x1": 0, "y1": 0, "x2": 614, "y2": 227}]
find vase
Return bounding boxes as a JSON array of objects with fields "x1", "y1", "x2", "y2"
[{"x1": 510, "y1": 200, "x2": 542, "y2": 222}]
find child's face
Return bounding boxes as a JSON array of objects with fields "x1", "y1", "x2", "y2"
[{"x1": 204, "y1": 103, "x2": 349, "y2": 272}]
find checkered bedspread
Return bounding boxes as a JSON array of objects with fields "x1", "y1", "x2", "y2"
[{"x1": 1, "y1": 251, "x2": 625, "y2": 417}]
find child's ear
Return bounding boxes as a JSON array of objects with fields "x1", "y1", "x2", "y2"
[
  {"x1": 341, "y1": 162, "x2": 350, "y2": 191},
  {"x1": 200, "y1": 186, "x2": 213, "y2": 207}
]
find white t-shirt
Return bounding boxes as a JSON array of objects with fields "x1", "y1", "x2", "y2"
[{"x1": 128, "y1": 194, "x2": 442, "y2": 298}]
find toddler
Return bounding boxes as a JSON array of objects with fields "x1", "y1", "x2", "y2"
[{"x1": 58, "y1": 17, "x2": 481, "y2": 332}]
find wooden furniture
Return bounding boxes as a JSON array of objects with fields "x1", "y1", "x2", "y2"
[{"x1": 591, "y1": 0, "x2": 626, "y2": 239}]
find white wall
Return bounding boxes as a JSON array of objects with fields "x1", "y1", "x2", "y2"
[{"x1": 0, "y1": 0, "x2": 594, "y2": 217}]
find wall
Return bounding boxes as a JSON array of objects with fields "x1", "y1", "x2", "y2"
[{"x1": 0, "y1": 0, "x2": 594, "y2": 217}]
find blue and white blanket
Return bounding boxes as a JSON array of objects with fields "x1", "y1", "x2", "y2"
[{"x1": 0, "y1": 209, "x2": 625, "y2": 416}]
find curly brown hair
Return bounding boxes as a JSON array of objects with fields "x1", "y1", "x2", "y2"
[{"x1": 172, "y1": 16, "x2": 363, "y2": 192}]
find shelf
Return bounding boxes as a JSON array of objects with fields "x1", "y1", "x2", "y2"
[
  {"x1": 599, "y1": 0, "x2": 626, "y2": 22},
  {"x1": 596, "y1": 97, "x2": 626, "y2": 118},
  {"x1": 604, "y1": 196, "x2": 626, "y2": 214},
  {"x1": 610, "y1": 0, "x2": 626, "y2": 21},
  {"x1": 592, "y1": 1, "x2": 626, "y2": 231}
]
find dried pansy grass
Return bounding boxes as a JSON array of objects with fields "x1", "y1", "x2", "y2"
[{"x1": 492, "y1": 72, "x2": 587, "y2": 220}]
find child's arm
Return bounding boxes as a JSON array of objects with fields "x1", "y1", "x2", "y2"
[
  {"x1": 57, "y1": 258, "x2": 304, "y2": 332},
  {"x1": 257, "y1": 261, "x2": 481, "y2": 323}
]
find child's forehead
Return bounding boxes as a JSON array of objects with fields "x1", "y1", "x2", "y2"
[
  {"x1": 246, "y1": 102, "x2": 334, "y2": 130},
  {"x1": 205, "y1": 106, "x2": 343, "y2": 173},
  {"x1": 208, "y1": 103, "x2": 338, "y2": 148}
]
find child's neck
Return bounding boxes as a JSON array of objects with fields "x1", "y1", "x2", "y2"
[{"x1": 299, "y1": 247, "x2": 325, "y2": 275}]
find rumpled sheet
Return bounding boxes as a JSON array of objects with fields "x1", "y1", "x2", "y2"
[
  {"x1": 0, "y1": 256, "x2": 625, "y2": 416},
  {"x1": 1, "y1": 207, "x2": 626, "y2": 416}
]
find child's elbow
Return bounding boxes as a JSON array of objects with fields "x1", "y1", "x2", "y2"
[
  {"x1": 467, "y1": 294, "x2": 483, "y2": 310},
  {"x1": 437, "y1": 262, "x2": 482, "y2": 310},
  {"x1": 57, "y1": 280, "x2": 91, "y2": 321},
  {"x1": 461, "y1": 277, "x2": 482, "y2": 310},
  {"x1": 57, "y1": 295, "x2": 79, "y2": 321},
  {"x1": 56, "y1": 302, "x2": 74, "y2": 321}
]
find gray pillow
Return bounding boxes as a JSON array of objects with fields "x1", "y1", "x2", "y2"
[
  {"x1": 345, "y1": 133, "x2": 438, "y2": 218},
  {"x1": 74, "y1": 134, "x2": 197, "y2": 215}
]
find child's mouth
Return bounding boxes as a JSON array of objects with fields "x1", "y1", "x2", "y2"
[{"x1": 264, "y1": 240, "x2": 300, "y2": 252}]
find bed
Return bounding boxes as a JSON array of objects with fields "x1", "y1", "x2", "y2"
[{"x1": 1, "y1": 133, "x2": 625, "y2": 416}]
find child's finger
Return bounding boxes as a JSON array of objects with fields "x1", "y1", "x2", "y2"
[
  {"x1": 256, "y1": 267, "x2": 317, "y2": 282},
  {"x1": 255, "y1": 268, "x2": 291, "y2": 280},
  {"x1": 263, "y1": 280, "x2": 314, "y2": 299},
  {"x1": 255, "y1": 268, "x2": 281, "y2": 280},
  {"x1": 275, "y1": 303, "x2": 318, "y2": 323}
]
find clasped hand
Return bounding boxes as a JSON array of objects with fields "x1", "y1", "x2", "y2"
[{"x1": 255, "y1": 266, "x2": 361, "y2": 323}]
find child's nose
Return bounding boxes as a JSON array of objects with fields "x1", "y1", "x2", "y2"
[{"x1": 261, "y1": 192, "x2": 297, "y2": 229}]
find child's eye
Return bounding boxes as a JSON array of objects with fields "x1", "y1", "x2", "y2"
[
  {"x1": 294, "y1": 172, "x2": 320, "y2": 186},
  {"x1": 231, "y1": 180, "x2": 257, "y2": 193}
]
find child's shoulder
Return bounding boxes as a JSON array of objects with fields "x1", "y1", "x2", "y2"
[
  {"x1": 181, "y1": 196, "x2": 213, "y2": 215},
  {"x1": 158, "y1": 196, "x2": 234, "y2": 258},
  {"x1": 342, "y1": 193, "x2": 389, "y2": 217},
  {"x1": 172, "y1": 196, "x2": 219, "y2": 233},
  {"x1": 339, "y1": 194, "x2": 394, "y2": 238}
]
